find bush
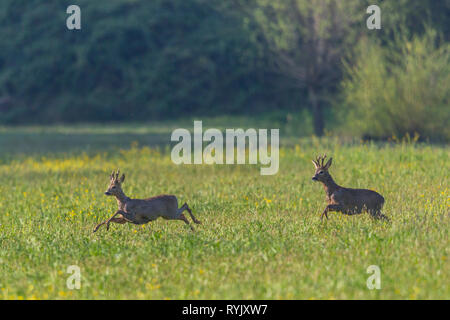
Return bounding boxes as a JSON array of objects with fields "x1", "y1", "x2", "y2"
[{"x1": 340, "y1": 29, "x2": 449, "y2": 141}]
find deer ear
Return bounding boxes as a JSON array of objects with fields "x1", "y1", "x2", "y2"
[
  {"x1": 120, "y1": 174, "x2": 125, "y2": 183},
  {"x1": 324, "y1": 157, "x2": 332, "y2": 169},
  {"x1": 311, "y1": 160, "x2": 318, "y2": 169}
]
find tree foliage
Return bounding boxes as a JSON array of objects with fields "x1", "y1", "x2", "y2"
[
  {"x1": 0, "y1": 0, "x2": 292, "y2": 123},
  {"x1": 341, "y1": 29, "x2": 449, "y2": 141}
]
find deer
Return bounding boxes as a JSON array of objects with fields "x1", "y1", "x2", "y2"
[
  {"x1": 93, "y1": 170, "x2": 201, "y2": 233},
  {"x1": 311, "y1": 155, "x2": 388, "y2": 221}
]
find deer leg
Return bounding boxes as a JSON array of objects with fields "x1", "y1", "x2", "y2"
[
  {"x1": 321, "y1": 204, "x2": 345, "y2": 221},
  {"x1": 163, "y1": 208, "x2": 195, "y2": 231},
  {"x1": 93, "y1": 211, "x2": 125, "y2": 233},
  {"x1": 106, "y1": 210, "x2": 128, "y2": 231},
  {"x1": 181, "y1": 203, "x2": 201, "y2": 224},
  {"x1": 369, "y1": 210, "x2": 390, "y2": 222},
  {"x1": 94, "y1": 212, "x2": 119, "y2": 233},
  {"x1": 320, "y1": 208, "x2": 327, "y2": 221},
  {"x1": 93, "y1": 221, "x2": 107, "y2": 233},
  {"x1": 178, "y1": 213, "x2": 195, "y2": 231},
  {"x1": 106, "y1": 217, "x2": 127, "y2": 229}
]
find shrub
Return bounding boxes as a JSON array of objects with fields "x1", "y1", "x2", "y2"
[{"x1": 340, "y1": 29, "x2": 449, "y2": 141}]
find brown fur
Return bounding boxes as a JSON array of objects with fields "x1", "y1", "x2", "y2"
[
  {"x1": 311, "y1": 155, "x2": 388, "y2": 221},
  {"x1": 93, "y1": 170, "x2": 201, "y2": 233}
]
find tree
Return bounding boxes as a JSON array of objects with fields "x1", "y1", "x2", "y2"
[{"x1": 250, "y1": 0, "x2": 362, "y2": 135}]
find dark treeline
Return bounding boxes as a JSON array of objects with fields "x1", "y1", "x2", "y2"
[{"x1": 0, "y1": 0, "x2": 448, "y2": 139}]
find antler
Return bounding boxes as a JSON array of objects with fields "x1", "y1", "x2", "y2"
[
  {"x1": 110, "y1": 169, "x2": 121, "y2": 182},
  {"x1": 313, "y1": 154, "x2": 327, "y2": 168},
  {"x1": 312, "y1": 156, "x2": 319, "y2": 168},
  {"x1": 320, "y1": 154, "x2": 327, "y2": 167}
]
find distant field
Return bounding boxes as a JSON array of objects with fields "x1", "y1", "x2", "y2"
[
  {"x1": 0, "y1": 123, "x2": 448, "y2": 299},
  {"x1": 0, "y1": 115, "x2": 314, "y2": 155}
]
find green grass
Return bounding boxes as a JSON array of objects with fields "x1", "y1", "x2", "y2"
[{"x1": 0, "y1": 122, "x2": 448, "y2": 299}]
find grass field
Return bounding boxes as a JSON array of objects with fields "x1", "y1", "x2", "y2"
[{"x1": 0, "y1": 121, "x2": 448, "y2": 299}]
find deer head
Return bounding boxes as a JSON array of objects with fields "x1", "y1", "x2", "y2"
[
  {"x1": 105, "y1": 169, "x2": 125, "y2": 197},
  {"x1": 311, "y1": 154, "x2": 333, "y2": 183}
]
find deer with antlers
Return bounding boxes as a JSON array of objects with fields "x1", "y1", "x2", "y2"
[
  {"x1": 93, "y1": 170, "x2": 201, "y2": 233},
  {"x1": 311, "y1": 155, "x2": 388, "y2": 221}
]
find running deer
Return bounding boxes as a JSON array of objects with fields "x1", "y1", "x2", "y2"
[
  {"x1": 93, "y1": 170, "x2": 201, "y2": 233},
  {"x1": 311, "y1": 155, "x2": 388, "y2": 221}
]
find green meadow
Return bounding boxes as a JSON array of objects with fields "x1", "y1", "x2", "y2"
[{"x1": 0, "y1": 121, "x2": 448, "y2": 299}]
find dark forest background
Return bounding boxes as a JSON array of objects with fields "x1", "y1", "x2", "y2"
[{"x1": 0, "y1": 0, "x2": 448, "y2": 140}]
